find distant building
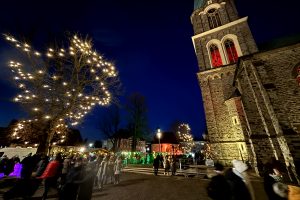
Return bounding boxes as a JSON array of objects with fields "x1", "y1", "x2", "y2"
[
  {"x1": 117, "y1": 137, "x2": 146, "y2": 152},
  {"x1": 192, "y1": 140, "x2": 206, "y2": 153},
  {"x1": 102, "y1": 136, "x2": 146, "y2": 153},
  {"x1": 102, "y1": 139, "x2": 113, "y2": 150},
  {"x1": 152, "y1": 131, "x2": 182, "y2": 155}
]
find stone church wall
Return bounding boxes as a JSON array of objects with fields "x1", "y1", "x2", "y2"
[
  {"x1": 198, "y1": 65, "x2": 249, "y2": 164},
  {"x1": 236, "y1": 44, "x2": 300, "y2": 180},
  {"x1": 252, "y1": 44, "x2": 300, "y2": 161}
]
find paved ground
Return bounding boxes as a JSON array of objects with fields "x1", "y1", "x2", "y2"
[
  {"x1": 91, "y1": 170, "x2": 268, "y2": 200},
  {"x1": 92, "y1": 172, "x2": 211, "y2": 200},
  {"x1": 1, "y1": 167, "x2": 268, "y2": 200}
]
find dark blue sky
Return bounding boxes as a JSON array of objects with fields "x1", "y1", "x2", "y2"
[{"x1": 0, "y1": 0, "x2": 299, "y2": 140}]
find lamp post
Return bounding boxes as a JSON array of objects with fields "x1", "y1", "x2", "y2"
[
  {"x1": 157, "y1": 129, "x2": 162, "y2": 153},
  {"x1": 172, "y1": 145, "x2": 175, "y2": 156}
]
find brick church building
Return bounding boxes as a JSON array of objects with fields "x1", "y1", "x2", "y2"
[{"x1": 191, "y1": 0, "x2": 300, "y2": 182}]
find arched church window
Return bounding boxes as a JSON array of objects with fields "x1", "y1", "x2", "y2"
[
  {"x1": 224, "y1": 39, "x2": 238, "y2": 63},
  {"x1": 207, "y1": 9, "x2": 222, "y2": 29},
  {"x1": 210, "y1": 44, "x2": 223, "y2": 68}
]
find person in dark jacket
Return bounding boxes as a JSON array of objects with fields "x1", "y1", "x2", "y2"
[
  {"x1": 35, "y1": 155, "x2": 49, "y2": 177},
  {"x1": 170, "y1": 156, "x2": 176, "y2": 176},
  {"x1": 4, "y1": 157, "x2": 15, "y2": 176},
  {"x1": 263, "y1": 163, "x2": 288, "y2": 200},
  {"x1": 207, "y1": 163, "x2": 232, "y2": 200},
  {"x1": 77, "y1": 160, "x2": 98, "y2": 200},
  {"x1": 59, "y1": 157, "x2": 84, "y2": 200},
  {"x1": 21, "y1": 153, "x2": 34, "y2": 179},
  {"x1": 153, "y1": 155, "x2": 160, "y2": 176},
  {"x1": 225, "y1": 160, "x2": 253, "y2": 200}
]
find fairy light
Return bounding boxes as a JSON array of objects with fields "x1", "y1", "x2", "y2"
[
  {"x1": 4, "y1": 33, "x2": 120, "y2": 144},
  {"x1": 178, "y1": 123, "x2": 195, "y2": 154}
]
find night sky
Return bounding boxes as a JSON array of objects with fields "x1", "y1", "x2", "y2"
[{"x1": 0, "y1": 0, "x2": 299, "y2": 140}]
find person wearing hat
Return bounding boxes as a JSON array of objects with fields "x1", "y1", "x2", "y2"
[
  {"x1": 225, "y1": 160, "x2": 254, "y2": 200},
  {"x1": 206, "y1": 163, "x2": 232, "y2": 200}
]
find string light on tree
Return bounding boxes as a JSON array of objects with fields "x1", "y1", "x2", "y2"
[
  {"x1": 4, "y1": 33, "x2": 121, "y2": 153},
  {"x1": 177, "y1": 123, "x2": 195, "y2": 154},
  {"x1": 10, "y1": 119, "x2": 69, "y2": 146}
]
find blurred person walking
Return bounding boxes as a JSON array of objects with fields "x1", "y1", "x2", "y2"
[
  {"x1": 206, "y1": 163, "x2": 232, "y2": 200},
  {"x1": 114, "y1": 156, "x2": 122, "y2": 184},
  {"x1": 59, "y1": 157, "x2": 84, "y2": 200},
  {"x1": 96, "y1": 155, "x2": 108, "y2": 190},
  {"x1": 225, "y1": 160, "x2": 255, "y2": 200},
  {"x1": 38, "y1": 153, "x2": 63, "y2": 200},
  {"x1": 153, "y1": 155, "x2": 160, "y2": 176}
]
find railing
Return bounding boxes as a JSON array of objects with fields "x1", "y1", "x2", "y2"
[{"x1": 177, "y1": 164, "x2": 214, "y2": 178}]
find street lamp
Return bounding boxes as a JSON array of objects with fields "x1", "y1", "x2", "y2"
[
  {"x1": 157, "y1": 129, "x2": 162, "y2": 153},
  {"x1": 79, "y1": 147, "x2": 85, "y2": 153},
  {"x1": 89, "y1": 143, "x2": 93, "y2": 148}
]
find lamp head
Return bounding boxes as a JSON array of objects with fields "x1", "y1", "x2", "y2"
[{"x1": 157, "y1": 129, "x2": 162, "y2": 139}]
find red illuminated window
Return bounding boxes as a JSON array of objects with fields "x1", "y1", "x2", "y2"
[
  {"x1": 225, "y1": 39, "x2": 238, "y2": 64},
  {"x1": 210, "y1": 44, "x2": 223, "y2": 68}
]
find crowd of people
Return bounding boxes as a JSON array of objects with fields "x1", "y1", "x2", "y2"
[
  {"x1": 206, "y1": 158, "x2": 300, "y2": 200},
  {"x1": 153, "y1": 154, "x2": 177, "y2": 176},
  {"x1": 0, "y1": 152, "x2": 123, "y2": 200},
  {"x1": 2, "y1": 152, "x2": 300, "y2": 200}
]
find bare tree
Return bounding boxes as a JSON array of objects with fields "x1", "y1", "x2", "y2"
[
  {"x1": 3, "y1": 34, "x2": 120, "y2": 153},
  {"x1": 169, "y1": 120, "x2": 181, "y2": 133},
  {"x1": 98, "y1": 105, "x2": 121, "y2": 151},
  {"x1": 126, "y1": 93, "x2": 148, "y2": 152}
]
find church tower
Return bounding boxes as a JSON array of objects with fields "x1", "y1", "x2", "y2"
[{"x1": 191, "y1": 0, "x2": 258, "y2": 166}]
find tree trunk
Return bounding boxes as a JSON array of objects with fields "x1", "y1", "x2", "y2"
[
  {"x1": 131, "y1": 136, "x2": 137, "y2": 152},
  {"x1": 36, "y1": 122, "x2": 54, "y2": 155},
  {"x1": 36, "y1": 134, "x2": 49, "y2": 154}
]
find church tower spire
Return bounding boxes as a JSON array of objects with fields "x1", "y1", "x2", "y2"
[
  {"x1": 191, "y1": 0, "x2": 258, "y2": 166},
  {"x1": 191, "y1": 0, "x2": 258, "y2": 71}
]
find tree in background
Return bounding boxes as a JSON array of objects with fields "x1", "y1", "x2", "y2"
[
  {"x1": 3, "y1": 34, "x2": 120, "y2": 153},
  {"x1": 94, "y1": 140, "x2": 102, "y2": 148},
  {"x1": 177, "y1": 123, "x2": 195, "y2": 154},
  {"x1": 10, "y1": 119, "x2": 68, "y2": 146},
  {"x1": 169, "y1": 120, "x2": 181, "y2": 134},
  {"x1": 9, "y1": 119, "x2": 83, "y2": 147},
  {"x1": 126, "y1": 93, "x2": 148, "y2": 152},
  {"x1": 64, "y1": 129, "x2": 83, "y2": 146},
  {"x1": 98, "y1": 105, "x2": 121, "y2": 151}
]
